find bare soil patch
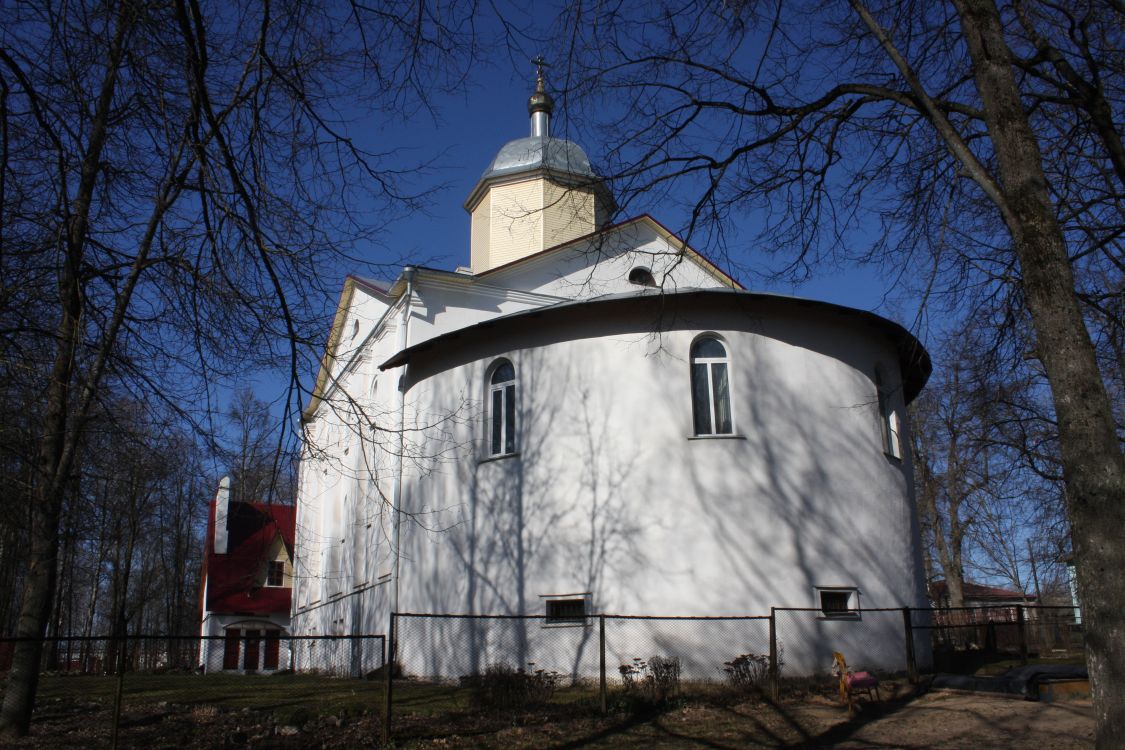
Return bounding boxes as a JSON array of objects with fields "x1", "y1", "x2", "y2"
[
  {"x1": 392, "y1": 689, "x2": 1094, "y2": 749},
  {"x1": 3, "y1": 688, "x2": 1093, "y2": 749}
]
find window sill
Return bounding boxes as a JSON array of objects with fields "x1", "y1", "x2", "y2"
[
  {"x1": 542, "y1": 620, "x2": 591, "y2": 628},
  {"x1": 479, "y1": 451, "x2": 520, "y2": 464},
  {"x1": 688, "y1": 433, "x2": 745, "y2": 441},
  {"x1": 817, "y1": 613, "x2": 862, "y2": 621},
  {"x1": 883, "y1": 451, "x2": 902, "y2": 463}
]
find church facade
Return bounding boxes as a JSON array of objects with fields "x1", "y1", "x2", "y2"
[{"x1": 290, "y1": 74, "x2": 932, "y2": 678}]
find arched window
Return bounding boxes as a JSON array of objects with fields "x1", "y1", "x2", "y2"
[
  {"x1": 875, "y1": 370, "x2": 901, "y2": 459},
  {"x1": 690, "y1": 337, "x2": 733, "y2": 435},
  {"x1": 628, "y1": 267, "x2": 657, "y2": 287},
  {"x1": 488, "y1": 360, "x2": 517, "y2": 455}
]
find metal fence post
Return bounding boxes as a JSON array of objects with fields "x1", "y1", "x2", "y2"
[
  {"x1": 903, "y1": 607, "x2": 917, "y2": 683},
  {"x1": 110, "y1": 635, "x2": 126, "y2": 750},
  {"x1": 383, "y1": 613, "x2": 396, "y2": 745},
  {"x1": 1017, "y1": 605, "x2": 1028, "y2": 665},
  {"x1": 599, "y1": 614, "x2": 607, "y2": 714},
  {"x1": 768, "y1": 608, "x2": 779, "y2": 701}
]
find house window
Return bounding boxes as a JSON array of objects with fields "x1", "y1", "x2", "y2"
[
  {"x1": 876, "y1": 371, "x2": 901, "y2": 459},
  {"x1": 488, "y1": 360, "x2": 516, "y2": 456},
  {"x1": 543, "y1": 595, "x2": 590, "y2": 626},
  {"x1": 628, "y1": 267, "x2": 656, "y2": 287},
  {"x1": 817, "y1": 587, "x2": 860, "y2": 618},
  {"x1": 266, "y1": 560, "x2": 285, "y2": 587},
  {"x1": 690, "y1": 336, "x2": 733, "y2": 435}
]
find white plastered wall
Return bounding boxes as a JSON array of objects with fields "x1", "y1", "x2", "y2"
[{"x1": 388, "y1": 301, "x2": 928, "y2": 678}]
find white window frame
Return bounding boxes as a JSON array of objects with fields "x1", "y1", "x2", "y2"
[
  {"x1": 815, "y1": 586, "x2": 861, "y2": 619},
  {"x1": 265, "y1": 560, "x2": 286, "y2": 587},
  {"x1": 541, "y1": 592, "x2": 591, "y2": 627},
  {"x1": 876, "y1": 370, "x2": 902, "y2": 459},
  {"x1": 690, "y1": 335, "x2": 735, "y2": 436},
  {"x1": 487, "y1": 360, "x2": 517, "y2": 457}
]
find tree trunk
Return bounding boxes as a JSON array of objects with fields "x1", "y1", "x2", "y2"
[
  {"x1": 0, "y1": 7, "x2": 131, "y2": 735},
  {"x1": 0, "y1": 318, "x2": 75, "y2": 735},
  {"x1": 955, "y1": 1, "x2": 1125, "y2": 745}
]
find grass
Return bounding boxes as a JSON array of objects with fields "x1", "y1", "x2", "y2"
[
  {"x1": 35, "y1": 672, "x2": 805, "y2": 713},
  {"x1": 38, "y1": 672, "x2": 389, "y2": 723}
]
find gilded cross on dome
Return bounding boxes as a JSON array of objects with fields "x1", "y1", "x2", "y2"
[
  {"x1": 527, "y1": 56, "x2": 555, "y2": 133},
  {"x1": 532, "y1": 55, "x2": 550, "y2": 82}
]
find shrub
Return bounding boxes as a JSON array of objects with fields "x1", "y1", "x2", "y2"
[
  {"x1": 461, "y1": 662, "x2": 561, "y2": 710},
  {"x1": 723, "y1": 653, "x2": 769, "y2": 689},
  {"x1": 618, "y1": 655, "x2": 681, "y2": 704},
  {"x1": 723, "y1": 645, "x2": 783, "y2": 692},
  {"x1": 619, "y1": 657, "x2": 646, "y2": 692}
]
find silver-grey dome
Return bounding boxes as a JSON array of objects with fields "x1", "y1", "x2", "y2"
[{"x1": 481, "y1": 136, "x2": 597, "y2": 181}]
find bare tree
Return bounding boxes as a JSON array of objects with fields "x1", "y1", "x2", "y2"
[
  {"x1": 912, "y1": 332, "x2": 1069, "y2": 604},
  {"x1": 555, "y1": 0, "x2": 1123, "y2": 743},
  {"x1": 0, "y1": 0, "x2": 477, "y2": 736},
  {"x1": 219, "y1": 389, "x2": 295, "y2": 505}
]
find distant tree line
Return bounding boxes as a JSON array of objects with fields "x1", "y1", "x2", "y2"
[
  {"x1": 0, "y1": 388, "x2": 293, "y2": 647},
  {"x1": 0, "y1": 0, "x2": 475, "y2": 735}
]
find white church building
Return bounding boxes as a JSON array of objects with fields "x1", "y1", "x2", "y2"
[{"x1": 290, "y1": 73, "x2": 932, "y2": 679}]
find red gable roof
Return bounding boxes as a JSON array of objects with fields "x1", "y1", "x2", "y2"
[
  {"x1": 202, "y1": 497, "x2": 296, "y2": 617},
  {"x1": 931, "y1": 580, "x2": 1035, "y2": 602}
]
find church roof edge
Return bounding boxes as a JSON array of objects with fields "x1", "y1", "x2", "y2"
[
  {"x1": 476, "y1": 213, "x2": 742, "y2": 290},
  {"x1": 379, "y1": 287, "x2": 932, "y2": 403}
]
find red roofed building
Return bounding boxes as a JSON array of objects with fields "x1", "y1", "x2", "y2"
[
  {"x1": 199, "y1": 477, "x2": 296, "y2": 672},
  {"x1": 930, "y1": 580, "x2": 1036, "y2": 608}
]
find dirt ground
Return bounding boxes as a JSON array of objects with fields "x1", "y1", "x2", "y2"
[
  {"x1": 396, "y1": 690, "x2": 1095, "y2": 749},
  {"x1": 5, "y1": 689, "x2": 1094, "y2": 749}
]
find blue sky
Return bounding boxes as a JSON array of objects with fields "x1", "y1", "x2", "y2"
[{"x1": 339, "y1": 64, "x2": 904, "y2": 317}]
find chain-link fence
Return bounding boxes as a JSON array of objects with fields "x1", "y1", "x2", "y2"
[
  {"x1": 383, "y1": 612, "x2": 775, "y2": 743},
  {"x1": 3, "y1": 605, "x2": 1084, "y2": 746},
  {"x1": 391, "y1": 609, "x2": 914, "y2": 698},
  {"x1": 772, "y1": 607, "x2": 920, "y2": 682},
  {"x1": 384, "y1": 604, "x2": 1085, "y2": 741},
  {"x1": 391, "y1": 612, "x2": 772, "y2": 685},
  {"x1": 912, "y1": 604, "x2": 1084, "y2": 671},
  {"x1": 1, "y1": 633, "x2": 386, "y2": 749}
]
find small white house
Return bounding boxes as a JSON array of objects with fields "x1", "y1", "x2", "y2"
[
  {"x1": 199, "y1": 478, "x2": 295, "y2": 673},
  {"x1": 291, "y1": 73, "x2": 932, "y2": 678}
]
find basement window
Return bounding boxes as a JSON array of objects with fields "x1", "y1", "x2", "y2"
[
  {"x1": 542, "y1": 593, "x2": 591, "y2": 626},
  {"x1": 816, "y1": 587, "x2": 860, "y2": 619}
]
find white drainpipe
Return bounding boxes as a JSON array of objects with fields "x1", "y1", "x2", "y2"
[{"x1": 389, "y1": 267, "x2": 415, "y2": 619}]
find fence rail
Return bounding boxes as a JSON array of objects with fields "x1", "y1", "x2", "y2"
[
  {"x1": 0, "y1": 605, "x2": 1082, "y2": 747},
  {"x1": 383, "y1": 605, "x2": 1084, "y2": 741},
  {"x1": 0, "y1": 633, "x2": 386, "y2": 749}
]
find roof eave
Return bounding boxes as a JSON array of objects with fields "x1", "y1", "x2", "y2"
[
  {"x1": 463, "y1": 167, "x2": 610, "y2": 212},
  {"x1": 378, "y1": 288, "x2": 932, "y2": 402},
  {"x1": 476, "y1": 213, "x2": 742, "y2": 291}
]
